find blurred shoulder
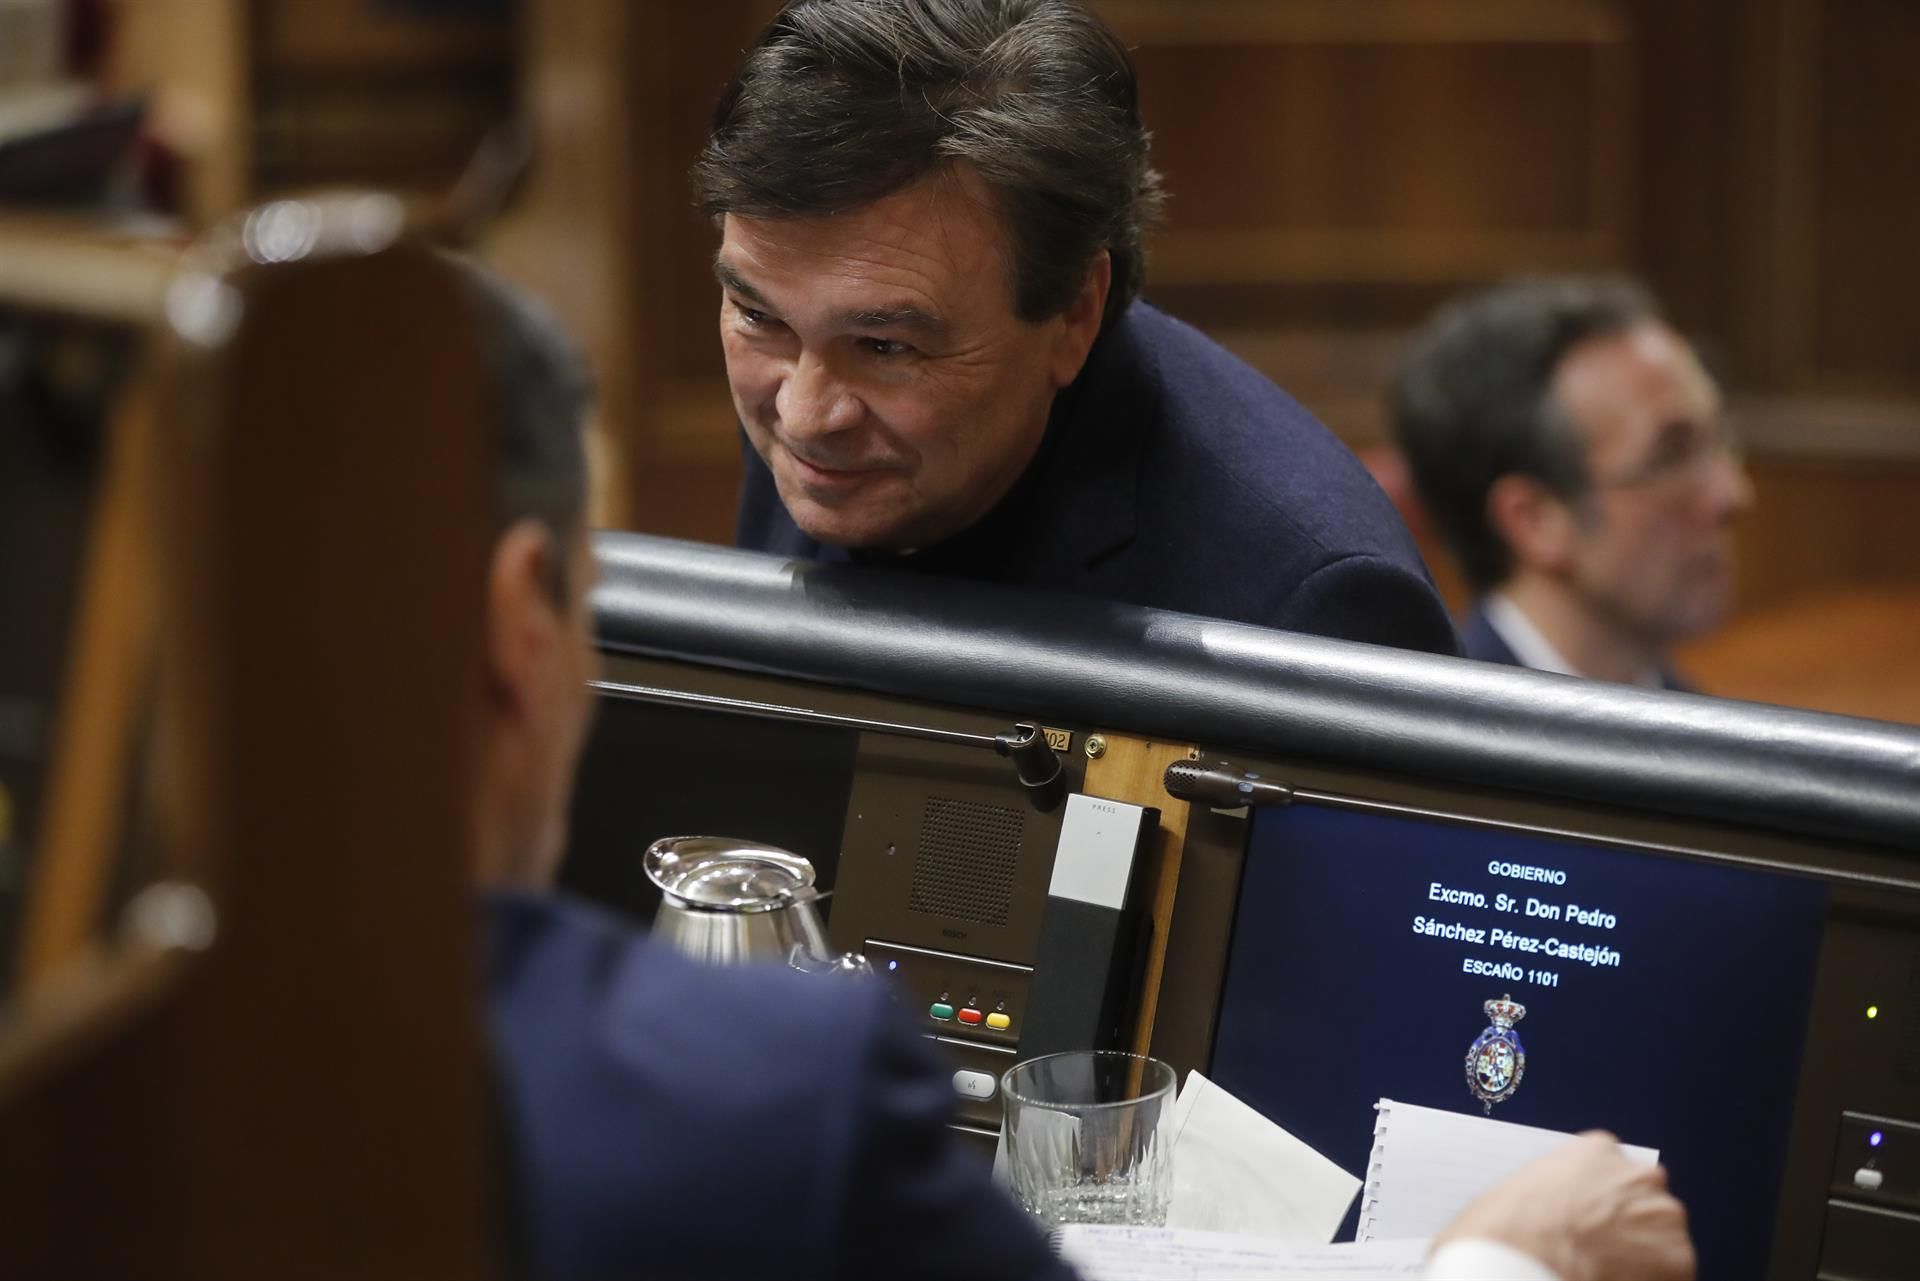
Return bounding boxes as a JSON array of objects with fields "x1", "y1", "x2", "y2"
[
  {"x1": 483, "y1": 890, "x2": 894, "y2": 1062},
  {"x1": 482, "y1": 891, "x2": 916, "y2": 1279}
]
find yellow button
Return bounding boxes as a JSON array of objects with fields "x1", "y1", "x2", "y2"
[{"x1": 985, "y1": 1012, "x2": 1011, "y2": 1031}]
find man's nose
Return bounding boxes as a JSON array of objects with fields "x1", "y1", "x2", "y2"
[
  {"x1": 775, "y1": 352, "x2": 863, "y2": 441},
  {"x1": 1708, "y1": 449, "x2": 1756, "y2": 521}
]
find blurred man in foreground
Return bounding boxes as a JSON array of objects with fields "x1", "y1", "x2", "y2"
[
  {"x1": 1393, "y1": 278, "x2": 1753, "y2": 688},
  {"x1": 460, "y1": 261, "x2": 1692, "y2": 1280}
]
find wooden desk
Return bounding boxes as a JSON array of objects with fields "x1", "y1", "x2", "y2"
[
  {"x1": 0, "y1": 212, "x2": 183, "y2": 323},
  {"x1": 1677, "y1": 589, "x2": 1920, "y2": 725}
]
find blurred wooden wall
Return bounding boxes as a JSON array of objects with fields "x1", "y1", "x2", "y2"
[
  {"x1": 492, "y1": 0, "x2": 782, "y2": 538},
  {"x1": 104, "y1": 0, "x2": 511, "y2": 222}
]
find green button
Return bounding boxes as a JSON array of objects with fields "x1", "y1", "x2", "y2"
[{"x1": 929, "y1": 1002, "x2": 955, "y2": 1021}]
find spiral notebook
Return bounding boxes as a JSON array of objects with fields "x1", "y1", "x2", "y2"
[{"x1": 1356, "y1": 1099, "x2": 1660, "y2": 1243}]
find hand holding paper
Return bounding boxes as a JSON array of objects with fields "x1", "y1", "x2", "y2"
[
  {"x1": 1358, "y1": 1099, "x2": 1659, "y2": 1243},
  {"x1": 1435, "y1": 1131, "x2": 1695, "y2": 1281}
]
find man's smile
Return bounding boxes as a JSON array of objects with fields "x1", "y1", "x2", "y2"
[{"x1": 780, "y1": 445, "x2": 899, "y2": 494}]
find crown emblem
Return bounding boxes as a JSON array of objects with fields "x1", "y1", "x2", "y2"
[
  {"x1": 1484, "y1": 996, "x2": 1527, "y2": 1030},
  {"x1": 1465, "y1": 993, "x2": 1529, "y2": 1114}
]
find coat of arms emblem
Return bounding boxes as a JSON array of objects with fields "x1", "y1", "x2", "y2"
[{"x1": 1465, "y1": 994, "x2": 1528, "y2": 1113}]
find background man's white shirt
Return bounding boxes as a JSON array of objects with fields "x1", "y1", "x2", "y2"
[{"x1": 1483, "y1": 592, "x2": 1661, "y2": 688}]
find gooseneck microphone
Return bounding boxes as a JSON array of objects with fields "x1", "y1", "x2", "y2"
[
  {"x1": 995, "y1": 722, "x2": 1066, "y2": 813},
  {"x1": 1163, "y1": 758, "x2": 1295, "y2": 809}
]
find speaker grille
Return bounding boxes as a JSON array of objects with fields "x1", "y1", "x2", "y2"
[{"x1": 909, "y1": 795, "x2": 1024, "y2": 926}]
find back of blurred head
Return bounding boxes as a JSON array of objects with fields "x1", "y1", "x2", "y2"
[
  {"x1": 1392, "y1": 277, "x2": 1752, "y2": 677},
  {"x1": 453, "y1": 260, "x2": 597, "y2": 889}
]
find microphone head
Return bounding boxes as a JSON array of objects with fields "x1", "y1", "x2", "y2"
[{"x1": 997, "y1": 724, "x2": 1066, "y2": 813}]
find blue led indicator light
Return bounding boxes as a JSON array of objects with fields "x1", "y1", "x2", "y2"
[
  {"x1": 887, "y1": 959, "x2": 899, "y2": 972},
  {"x1": 1869, "y1": 1131, "x2": 1884, "y2": 1148}
]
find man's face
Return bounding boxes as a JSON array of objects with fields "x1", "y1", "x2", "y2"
[
  {"x1": 1551, "y1": 322, "x2": 1753, "y2": 644},
  {"x1": 716, "y1": 168, "x2": 1084, "y2": 550}
]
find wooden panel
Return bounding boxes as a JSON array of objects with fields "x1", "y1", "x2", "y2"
[
  {"x1": 1724, "y1": 0, "x2": 1820, "y2": 392},
  {"x1": 252, "y1": 76, "x2": 509, "y2": 193},
  {"x1": 1142, "y1": 47, "x2": 1602, "y2": 234},
  {"x1": 1676, "y1": 589, "x2": 1920, "y2": 724},
  {"x1": 1613, "y1": 0, "x2": 1743, "y2": 350},
  {"x1": 250, "y1": 2, "x2": 513, "y2": 198},
  {"x1": 1101, "y1": 0, "x2": 1634, "y2": 289},
  {"x1": 103, "y1": 0, "x2": 251, "y2": 223},
  {"x1": 258, "y1": 2, "x2": 510, "y2": 71},
  {"x1": 0, "y1": 239, "x2": 496, "y2": 1279},
  {"x1": 0, "y1": 214, "x2": 179, "y2": 322},
  {"x1": 490, "y1": 0, "x2": 644, "y2": 526},
  {"x1": 661, "y1": 3, "x2": 785, "y2": 386},
  {"x1": 17, "y1": 389, "x2": 155, "y2": 980},
  {"x1": 1728, "y1": 455, "x2": 1920, "y2": 615},
  {"x1": 627, "y1": 457, "x2": 743, "y2": 548},
  {"x1": 1731, "y1": 397, "x2": 1920, "y2": 463},
  {"x1": 1715, "y1": 401, "x2": 1920, "y2": 623},
  {"x1": 495, "y1": 0, "x2": 770, "y2": 533},
  {"x1": 620, "y1": 3, "x2": 777, "y2": 533},
  {"x1": 1099, "y1": 0, "x2": 1628, "y2": 44},
  {"x1": 1814, "y1": 0, "x2": 1920, "y2": 397},
  {"x1": 109, "y1": 0, "x2": 513, "y2": 215}
]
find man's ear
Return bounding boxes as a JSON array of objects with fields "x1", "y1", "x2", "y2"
[
  {"x1": 1048, "y1": 250, "x2": 1112, "y2": 388},
  {"x1": 1486, "y1": 473, "x2": 1583, "y2": 575},
  {"x1": 486, "y1": 520, "x2": 564, "y2": 716}
]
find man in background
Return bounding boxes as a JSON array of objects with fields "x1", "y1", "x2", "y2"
[
  {"x1": 1391, "y1": 278, "x2": 1752, "y2": 689},
  {"x1": 707, "y1": 0, "x2": 1457, "y2": 655}
]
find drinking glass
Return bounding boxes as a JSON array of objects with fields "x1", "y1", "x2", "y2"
[{"x1": 1001, "y1": 1050, "x2": 1176, "y2": 1228}]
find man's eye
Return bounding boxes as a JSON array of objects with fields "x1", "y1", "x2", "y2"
[
  {"x1": 733, "y1": 302, "x2": 776, "y2": 328},
  {"x1": 861, "y1": 337, "x2": 913, "y2": 358},
  {"x1": 1649, "y1": 434, "x2": 1704, "y2": 471}
]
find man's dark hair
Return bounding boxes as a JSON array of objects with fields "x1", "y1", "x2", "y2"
[
  {"x1": 1390, "y1": 277, "x2": 1658, "y2": 593},
  {"x1": 453, "y1": 259, "x2": 592, "y2": 598},
  {"x1": 694, "y1": 0, "x2": 1165, "y2": 332}
]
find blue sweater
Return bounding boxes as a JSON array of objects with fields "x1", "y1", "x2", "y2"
[{"x1": 738, "y1": 299, "x2": 1458, "y2": 656}]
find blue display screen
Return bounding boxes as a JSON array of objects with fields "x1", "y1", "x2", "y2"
[{"x1": 1207, "y1": 802, "x2": 1829, "y2": 1281}]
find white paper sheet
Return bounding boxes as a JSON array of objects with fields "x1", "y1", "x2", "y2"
[
  {"x1": 1056, "y1": 1226, "x2": 1429, "y2": 1280},
  {"x1": 1356, "y1": 1098, "x2": 1660, "y2": 1243},
  {"x1": 1166, "y1": 1070, "x2": 1361, "y2": 1240}
]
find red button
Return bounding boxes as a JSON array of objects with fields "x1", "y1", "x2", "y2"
[{"x1": 956, "y1": 1007, "x2": 984, "y2": 1026}]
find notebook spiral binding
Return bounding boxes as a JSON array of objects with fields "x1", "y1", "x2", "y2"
[{"x1": 1356, "y1": 1100, "x2": 1393, "y2": 1243}]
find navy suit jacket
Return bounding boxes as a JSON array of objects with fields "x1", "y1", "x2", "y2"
[
  {"x1": 737, "y1": 300, "x2": 1459, "y2": 657},
  {"x1": 1460, "y1": 604, "x2": 1693, "y2": 693},
  {"x1": 484, "y1": 891, "x2": 1074, "y2": 1281}
]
